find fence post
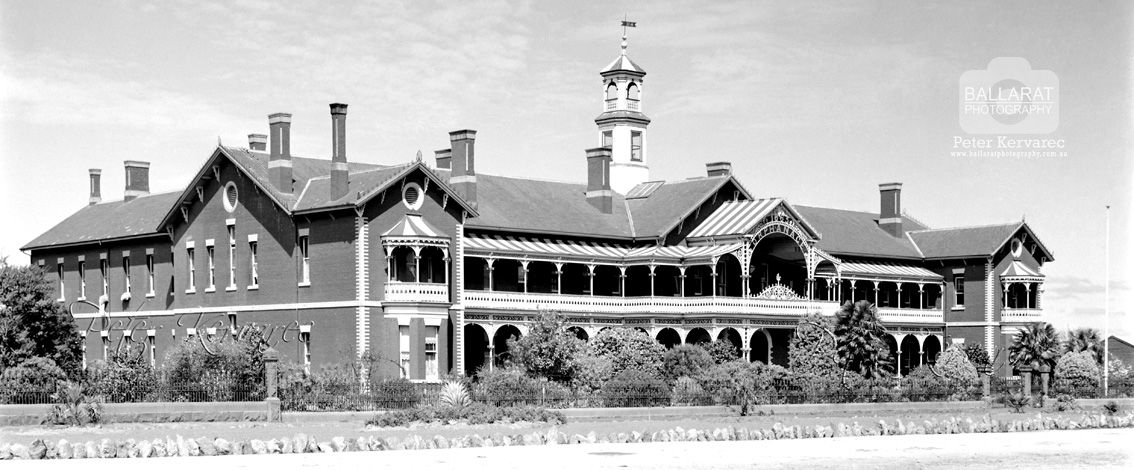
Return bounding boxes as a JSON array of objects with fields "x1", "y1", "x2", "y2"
[
  {"x1": 1018, "y1": 365, "x2": 1033, "y2": 398},
  {"x1": 263, "y1": 347, "x2": 281, "y2": 422},
  {"x1": 978, "y1": 365, "x2": 991, "y2": 399}
]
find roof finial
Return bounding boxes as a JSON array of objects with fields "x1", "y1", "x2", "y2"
[
  {"x1": 620, "y1": 16, "x2": 636, "y2": 56},
  {"x1": 217, "y1": 136, "x2": 222, "y2": 146},
  {"x1": 415, "y1": 149, "x2": 423, "y2": 162}
]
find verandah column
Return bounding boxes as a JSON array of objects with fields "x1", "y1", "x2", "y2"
[
  {"x1": 619, "y1": 266, "x2": 626, "y2": 297},
  {"x1": 520, "y1": 260, "x2": 529, "y2": 293},
  {"x1": 486, "y1": 257, "x2": 495, "y2": 292},
  {"x1": 588, "y1": 264, "x2": 596, "y2": 296},
  {"x1": 554, "y1": 262, "x2": 564, "y2": 294},
  {"x1": 918, "y1": 283, "x2": 924, "y2": 309},
  {"x1": 896, "y1": 283, "x2": 902, "y2": 309},
  {"x1": 648, "y1": 264, "x2": 657, "y2": 297},
  {"x1": 678, "y1": 266, "x2": 687, "y2": 297},
  {"x1": 412, "y1": 246, "x2": 422, "y2": 283}
]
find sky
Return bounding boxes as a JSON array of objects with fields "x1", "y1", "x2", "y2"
[{"x1": 1, "y1": 0, "x2": 1131, "y2": 339}]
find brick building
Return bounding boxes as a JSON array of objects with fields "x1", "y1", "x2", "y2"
[{"x1": 22, "y1": 39, "x2": 1053, "y2": 381}]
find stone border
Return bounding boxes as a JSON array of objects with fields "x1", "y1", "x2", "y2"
[
  {"x1": 0, "y1": 401, "x2": 268, "y2": 426},
  {"x1": 3, "y1": 411, "x2": 1132, "y2": 460}
]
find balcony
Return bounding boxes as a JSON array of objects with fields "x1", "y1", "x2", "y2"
[
  {"x1": 875, "y1": 307, "x2": 945, "y2": 324},
  {"x1": 1001, "y1": 308, "x2": 1043, "y2": 322},
  {"x1": 463, "y1": 290, "x2": 827, "y2": 316},
  {"x1": 627, "y1": 99, "x2": 640, "y2": 111},
  {"x1": 384, "y1": 282, "x2": 449, "y2": 303}
]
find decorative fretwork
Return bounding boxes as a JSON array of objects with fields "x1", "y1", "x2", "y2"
[{"x1": 754, "y1": 274, "x2": 805, "y2": 300}]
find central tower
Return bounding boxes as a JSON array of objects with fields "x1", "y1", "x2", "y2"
[{"x1": 596, "y1": 30, "x2": 651, "y2": 194}]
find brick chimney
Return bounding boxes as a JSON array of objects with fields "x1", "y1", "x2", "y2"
[
  {"x1": 268, "y1": 113, "x2": 293, "y2": 193},
  {"x1": 329, "y1": 103, "x2": 349, "y2": 200},
  {"x1": 586, "y1": 147, "x2": 613, "y2": 213},
  {"x1": 434, "y1": 149, "x2": 452, "y2": 169},
  {"x1": 248, "y1": 133, "x2": 267, "y2": 151},
  {"x1": 706, "y1": 161, "x2": 732, "y2": 178},
  {"x1": 450, "y1": 129, "x2": 477, "y2": 209},
  {"x1": 879, "y1": 182, "x2": 903, "y2": 236},
  {"x1": 123, "y1": 161, "x2": 150, "y2": 201},
  {"x1": 88, "y1": 169, "x2": 102, "y2": 205}
]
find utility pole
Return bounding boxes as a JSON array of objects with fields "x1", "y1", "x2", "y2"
[{"x1": 1104, "y1": 205, "x2": 1110, "y2": 397}]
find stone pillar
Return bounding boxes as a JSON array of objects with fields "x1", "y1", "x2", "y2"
[
  {"x1": 263, "y1": 347, "x2": 281, "y2": 422},
  {"x1": 978, "y1": 364, "x2": 992, "y2": 399},
  {"x1": 1039, "y1": 364, "x2": 1051, "y2": 398},
  {"x1": 1019, "y1": 365, "x2": 1033, "y2": 398}
]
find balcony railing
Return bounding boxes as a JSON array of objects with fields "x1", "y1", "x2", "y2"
[
  {"x1": 384, "y1": 282, "x2": 449, "y2": 303},
  {"x1": 627, "y1": 99, "x2": 640, "y2": 110},
  {"x1": 875, "y1": 307, "x2": 945, "y2": 323},
  {"x1": 1001, "y1": 308, "x2": 1043, "y2": 321},
  {"x1": 605, "y1": 99, "x2": 617, "y2": 111}
]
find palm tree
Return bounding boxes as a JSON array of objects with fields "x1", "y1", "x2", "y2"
[
  {"x1": 1009, "y1": 322, "x2": 1061, "y2": 370},
  {"x1": 1065, "y1": 327, "x2": 1104, "y2": 365},
  {"x1": 834, "y1": 300, "x2": 891, "y2": 379}
]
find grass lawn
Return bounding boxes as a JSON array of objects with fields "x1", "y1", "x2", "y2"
[{"x1": 0, "y1": 406, "x2": 1110, "y2": 446}]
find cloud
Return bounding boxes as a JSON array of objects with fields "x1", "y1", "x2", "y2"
[{"x1": 1043, "y1": 275, "x2": 1129, "y2": 301}]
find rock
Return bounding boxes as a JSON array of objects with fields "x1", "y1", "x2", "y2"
[
  {"x1": 199, "y1": 439, "x2": 217, "y2": 456},
  {"x1": 186, "y1": 438, "x2": 201, "y2": 457},
  {"x1": 28, "y1": 439, "x2": 48, "y2": 460},
  {"x1": 85, "y1": 441, "x2": 98, "y2": 459},
  {"x1": 468, "y1": 435, "x2": 483, "y2": 447},
  {"x1": 630, "y1": 431, "x2": 643, "y2": 443},
  {"x1": 331, "y1": 437, "x2": 347, "y2": 452},
  {"x1": 265, "y1": 439, "x2": 281, "y2": 454},
  {"x1": 10, "y1": 444, "x2": 29, "y2": 460},
  {"x1": 386, "y1": 437, "x2": 402, "y2": 450},
  {"x1": 292, "y1": 434, "x2": 307, "y2": 453},
  {"x1": 586, "y1": 431, "x2": 597, "y2": 444},
  {"x1": 546, "y1": 428, "x2": 561, "y2": 445},
  {"x1": 123, "y1": 439, "x2": 139, "y2": 458},
  {"x1": 230, "y1": 441, "x2": 244, "y2": 456},
  {"x1": 56, "y1": 439, "x2": 71, "y2": 459},
  {"x1": 0, "y1": 443, "x2": 11, "y2": 460},
  {"x1": 306, "y1": 436, "x2": 318, "y2": 453},
  {"x1": 214, "y1": 438, "x2": 231, "y2": 456},
  {"x1": 71, "y1": 442, "x2": 86, "y2": 459},
  {"x1": 712, "y1": 428, "x2": 724, "y2": 441},
  {"x1": 367, "y1": 436, "x2": 386, "y2": 451},
  {"x1": 434, "y1": 436, "x2": 449, "y2": 449},
  {"x1": 356, "y1": 437, "x2": 368, "y2": 452},
  {"x1": 250, "y1": 439, "x2": 267, "y2": 455},
  {"x1": 175, "y1": 436, "x2": 188, "y2": 457},
  {"x1": 44, "y1": 439, "x2": 58, "y2": 459},
  {"x1": 737, "y1": 428, "x2": 750, "y2": 440},
  {"x1": 317, "y1": 442, "x2": 333, "y2": 453},
  {"x1": 99, "y1": 439, "x2": 117, "y2": 459},
  {"x1": 450, "y1": 438, "x2": 462, "y2": 449},
  {"x1": 137, "y1": 439, "x2": 152, "y2": 458}
]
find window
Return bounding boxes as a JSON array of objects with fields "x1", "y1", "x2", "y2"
[
  {"x1": 627, "y1": 82, "x2": 639, "y2": 100},
  {"x1": 186, "y1": 248, "x2": 196, "y2": 293},
  {"x1": 79, "y1": 331, "x2": 87, "y2": 369},
  {"x1": 78, "y1": 261, "x2": 86, "y2": 299},
  {"x1": 227, "y1": 225, "x2": 237, "y2": 290},
  {"x1": 299, "y1": 235, "x2": 310, "y2": 286},
  {"x1": 146, "y1": 254, "x2": 155, "y2": 297},
  {"x1": 101, "y1": 332, "x2": 109, "y2": 361},
  {"x1": 206, "y1": 246, "x2": 216, "y2": 292},
  {"x1": 602, "y1": 131, "x2": 613, "y2": 148},
  {"x1": 122, "y1": 256, "x2": 131, "y2": 295},
  {"x1": 301, "y1": 331, "x2": 311, "y2": 375},
  {"x1": 147, "y1": 333, "x2": 156, "y2": 367},
  {"x1": 605, "y1": 82, "x2": 618, "y2": 101},
  {"x1": 399, "y1": 325, "x2": 410, "y2": 379},
  {"x1": 57, "y1": 262, "x2": 65, "y2": 301},
  {"x1": 100, "y1": 259, "x2": 109, "y2": 297},
  {"x1": 630, "y1": 131, "x2": 643, "y2": 161},
  {"x1": 402, "y1": 183, "x2": 424, "y2": 210},
  {"x1": 222, "y1": 182, "x2": 239, "y2": 213},
  {"x1": 249, "y1": 241, "x2": 259, "y2": 288},
  {"x1": 953, "y1": 274, "x2": 965, "y2": 308},
  {"x1": 425, "y1": 326, "x2": 439, "y2": 381}
]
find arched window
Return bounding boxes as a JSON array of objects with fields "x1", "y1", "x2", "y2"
[
  {"x1": 627, "y1": 82, "x2": 639, "y2": 100},
  {"x1": 605, "y1": 82, "x2": 618, "y2": 101}
]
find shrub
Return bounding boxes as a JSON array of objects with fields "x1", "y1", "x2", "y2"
[
  {"x1": 509, "y1": 310, "x2": 584, "y2": 382},
  {"x1": 962, "y1": 343, "x2": 991, "y2": 369},
  {"x1": 1052, "y1": 394, "x2": 1078, "y2": 412},
  {"x1": 367, "y1": 402, "x2": 566, "y2": 427},
  {"x1": 834, "y1": 300, "x2": 890, "y2": 378},
  {"x1": 0, "y1": 357, "x2": 66, "y2": 404},
  {"x1": 697, "y1": 361, "x2": 765, "y2": 413},
  {"x1": 789, "y1": 313, "x2": 837, "y2": 376},
  {"x1": 600, "y1": 369, "x2": 669, "y2": 408},
  {"x1": 437, "y1": 380, "x2": 471, "y2": 408},
  {"x1": 571, "y1": 354, "x2": 614, "y2": 402},
  {"x1": 1054, "y1": 351, "x2": 1100, "y2": 395},
  {"x1": 44, "y1": 381, "x2": 102, "y2": 426},
  {"x1": 161, "y1": 329, "x2": 268, "y2": 401},
  {"x1": 935, "y1": 346, "x2": 979, "y2": 385},
  {"x1": 474, "y1": 367, "x2": 570, "y2": 407},
  {"x1": 587, "y1": 328, "x2": 665, "y2": 377},
  {"x1": 0, "y1": 261, "x2": 83, "y2": 377},
  {"x1": 1005, "y1": 392, "x2": 1031, "y2": 413},
  {"x1": 1103, "y1": 400, "x2": 1119, "y2": 416},
  {"x1": 671, "y1": 376, "x2": 709, "y2": 406},
  {"x1": 661, "y1": 344, "x2": 713, "y2": 384},
  {"x1": 704, "y1": 339, "x2": 739, "y2": 364},
  {"x1": 85, "y1": 349, "x2": 159, "y2": 403},
  {"x1": 372, "y1": 377, "x2": 421, "y2": 409}
]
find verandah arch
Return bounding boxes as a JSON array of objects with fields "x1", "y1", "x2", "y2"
[
  {"x1": 464, "y1": 323, "x2": 489, "y2": 376},
  {"x1": 492, "y1": 324, "x2": 522, "y2": 368}
]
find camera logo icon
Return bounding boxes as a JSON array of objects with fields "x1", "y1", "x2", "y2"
[{"x1": 959, "y1": 58, "x2": 1059, "y2": 134}]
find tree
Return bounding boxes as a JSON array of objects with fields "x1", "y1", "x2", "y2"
[
  {"x1": 1065, "y1": 327, "x2": 1103, "y2": 366},
  {"x1": 509, "y1": 310, "x2": 584, "y2": 382},
  {"x1": 586, "y1": 328, "x2": 665, "y2": 378},
  {"x1": 0, "y1": 260, "x2": 82, "y2": 377},
  {"x1": 935, "y1": 345, "x2": 979, "y2": 385},
  {"x1": 961, "y1": 343, "x2": 991, "y2": 369},
  {"x1": 1053, "y1": 351, "x2": 1100, "y2": 392},
  {"x1": 704, "y1": 339, "x2": 739, "y2": 364},
  {"x1": 834, "y1": 300, "x2": 890, "y2": 379},
  {"x1": 789, "y1": 312, "x2": 838, "y2": 376},
  {"x1": 661, "y1": 344, "x2": 714, "y2": 383},
  {"x1": 1009, "y1": 322, "x2": 1061, "y2": 370}
]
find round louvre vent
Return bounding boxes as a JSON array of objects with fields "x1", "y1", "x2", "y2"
[
  {"x1": 402, "y1": 182, "x2": 423, "y2": 210},
  {"x1": 223, "y1": 182, "x2": 239, "y2": 213}
]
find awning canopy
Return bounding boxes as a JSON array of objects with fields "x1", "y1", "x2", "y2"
[
  {"x1": 686, "y1": 198, "x2": 782, "y2": 239},
  {"x1": 816, "y1": 260, "x2": 943, "y2": 283},
  {"x1": 1000, "y1": 260, "x2": 1044, "y2": 282},
  {"x1": 463, "y1": 234, "x2": 741, "y2": 264}
]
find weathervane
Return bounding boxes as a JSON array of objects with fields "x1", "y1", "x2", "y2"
[{"x1": 620, "y1": 15, "x2": 637, "y2": 55}]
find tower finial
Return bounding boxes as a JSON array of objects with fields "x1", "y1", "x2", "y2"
[{"x1": 620, "y1": 16, "x2": 636, "y2": 55}]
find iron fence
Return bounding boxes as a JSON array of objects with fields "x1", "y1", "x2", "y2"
[
  {"x1": 278, "y1": 380, "x2": 442, "y2": 412},
  {"x1": 0, "y1": 370, "x2": 263, "y2": 405}
]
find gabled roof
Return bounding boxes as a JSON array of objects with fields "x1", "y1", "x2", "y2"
[
  {"x1": 382, "y1": 213, "x2": 448, "y2": 238},
  {"x1": 21, "y1": 192, "x2": 180, "y2": 250},
  {"x1": 627, "y1": 176, "x2": 750, "y2": 240},
  {"x1": 907, "y1": 221, "x2": 1053, "y2": 261},
  {"x1": 793, "y1": 205, "x2": 927, "y2": 259},
  {"x1": 686, "y1": 198, "x2": 821, "y2": 241}
]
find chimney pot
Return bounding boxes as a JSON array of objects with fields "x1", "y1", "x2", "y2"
[
  {"x1": 268, "y1": 112, "x2": 293, "y2": 193},
  {"x1": 88, "y1": 169, "x2": 102, "y2": 205},
  {"x1": 878, "y1": 182, "x2": 903, "y2": 237},
  {"x1": 449, "y1": 129, "x2": 478, "y2": 209},
  {"x1": 434, "y1": 149, "x2": 452, "y2": 169},
  {"x1": 248, "y1": 133, "x2": 267, "y2": 151},
  {"x1": 586, "y1": 147, "x2": 613, "y2": 214},
  {"x1": 706, "y1": 161, "x2": 732, "y2": 178},
  {"x1": 123, "y1": 161, "x2": 150, "y2": 201},
  {"x1": 329, "y1": 103, "x2": 349, "y2": 200}
]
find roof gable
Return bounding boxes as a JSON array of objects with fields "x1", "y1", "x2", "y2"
[
  {"x1": 907, "y1": 221, "x2": 1052, "y2": 261},
  {"x1": 157, "y1": 146, "x2": 296, "y2": 231},
  {"x1": 627, "y1": 175, "x2": 753, "y2": 240}
]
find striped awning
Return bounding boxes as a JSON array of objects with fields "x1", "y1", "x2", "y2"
[
  {"x1": 1000, "y1": 260, "x2": 1043, "y2": 280},
  {"x1": 824, "y1": 260, "x2": 943, "y2": 282},
  {"x1": 382, "y1": 213, "x2": 446, "y2": 238},
  {"x1": 463, "y1": 234, "x2": 741, "y2": 263},
  {"x1": 686, "y1": 198, "x2": 783, "y2": 239}
]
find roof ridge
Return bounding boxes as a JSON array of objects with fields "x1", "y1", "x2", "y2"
[
  {"x1": 476, "y1": 172, "x2": 586, "y2": 186},
  {"x1": 907, "y1": 221, "x2": 1020, "y2": 233},
  {"x1": 87, "y1": 190, "x2": 183, "y2": 206}
]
